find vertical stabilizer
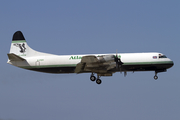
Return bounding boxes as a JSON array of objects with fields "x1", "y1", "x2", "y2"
[
  {"x1": 10, "y1": 31, "x2": 27, "y2": 56},
  {"x1": 9, "y1": 31, "x2": 42, "y2": 58}
]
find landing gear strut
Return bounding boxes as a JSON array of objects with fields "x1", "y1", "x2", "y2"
[
  {"x1": 90, "y1": 73, "x2": 102, "y2": 84},
  {"x1": 154, "y1": 69, "x2": 167, "y2": 80},
  {"x1": 154, "y1": 71, "x2": 158, "y2": 80}
]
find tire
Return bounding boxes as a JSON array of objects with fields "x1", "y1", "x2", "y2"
[
  {"x1": 96, "y1": 79, "x2": 102, "y2": 84},
  {"x1": 154, "y1": 75, "x2": 158, "y2": 80},
  {"x1": 90, "y1": 76, "x2": 96, "y2": 81}
]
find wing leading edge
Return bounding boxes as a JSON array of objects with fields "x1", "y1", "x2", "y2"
[{"x1": 75, "y1": 55, "x2": 117, "y2": 75}]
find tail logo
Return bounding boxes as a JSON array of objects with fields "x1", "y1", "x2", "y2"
[{"x1": 13, "y1": 43, "x2": 26, "y2": 53}]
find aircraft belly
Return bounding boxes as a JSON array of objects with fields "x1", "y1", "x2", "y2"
[
  {"x1": 121, "y1": 62, "x2": 173, "y2": 71},
  {"x1": 27, "y1": 66, "x2": 76, "y2": 73}
]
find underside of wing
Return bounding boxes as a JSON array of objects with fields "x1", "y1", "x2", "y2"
[
  {"x1": 74, "y1": 56, "x2": 99, "y2": 73},
  {"x1": 74, "y1": 55, "x2": 118, "y2": 75}
]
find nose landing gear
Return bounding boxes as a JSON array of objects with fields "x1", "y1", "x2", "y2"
[
  {"x1": 154, "y1": 69, "x2": 167, "y2": 80},
  {"x1": 154, "y1": 71, "x2": 158, "y2": 80},
  {"x1": 154, "y1": 75, "x2": 158, "y2": 80}
]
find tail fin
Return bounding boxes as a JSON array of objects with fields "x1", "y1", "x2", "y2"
[
  {"x1": 8, "y1": 31, "x2": 51, "y2": 62},
  {"x1": 8, "y1": 31, "x2": 39, "y2": 58},
  {"x1": 10, "y1": 31, "x2": 31, "y2": 57}
]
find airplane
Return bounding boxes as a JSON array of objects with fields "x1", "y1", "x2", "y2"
[{"x1": 7, "y1": 31, "x2": 174, "y2": 84}]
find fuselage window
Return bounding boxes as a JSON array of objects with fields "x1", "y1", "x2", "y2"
[{"x1": 159, "y1": 55, "x2": 167, "y2": 58}]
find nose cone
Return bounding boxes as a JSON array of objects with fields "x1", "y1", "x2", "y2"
[
  {"x1": 167, "y1": 60, "x2": 174, "y2": 69},
  {"x1": 170, "y1": 60, "x2": 174, "y2": 67}
]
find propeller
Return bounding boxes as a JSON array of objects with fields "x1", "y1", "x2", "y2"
[
  {"x1": 114, "y1": 50, "x2": 126, "y2": 76},
  {"x1": 114, "y1": 50, "x2": 123, "y2": 69}
]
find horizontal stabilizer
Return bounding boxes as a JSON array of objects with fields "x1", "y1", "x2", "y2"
[{"x1": 7, "y1": 53, "x2": 26, "y2": 61}]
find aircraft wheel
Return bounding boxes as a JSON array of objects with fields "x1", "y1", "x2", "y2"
[
  {"x1": 154, "y1": 75, "x2": 158, "y2": 80},
  {"x1": 90, "y1": 76, "x2": 96, "y2": 81},
  {"x1": 96, "y1": 79, "x2": 102, "y2": 84}
]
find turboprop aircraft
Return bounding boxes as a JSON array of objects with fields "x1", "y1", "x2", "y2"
[{"x1": 7, "y1": 31, "x2": 174, "y2": 84}]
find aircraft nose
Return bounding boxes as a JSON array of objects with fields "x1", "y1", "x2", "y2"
[
  {"x1": 171, "y1": 61, "x2": 174, "y2": 67},
  {"x1": 168, "y1": 60, "x2": 174, "y2": 68}
]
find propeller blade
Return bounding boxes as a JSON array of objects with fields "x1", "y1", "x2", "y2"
[
  {"x1": 124, "y1": 71, "x2": 127, "y2": 77},
  {"x1": 114, "y1": 50, "x2": 123, "y2": 69}
]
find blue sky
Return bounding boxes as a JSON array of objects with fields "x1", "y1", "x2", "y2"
[{"x1": 0, "y1": 0, "x2": 179, "y2": 120}]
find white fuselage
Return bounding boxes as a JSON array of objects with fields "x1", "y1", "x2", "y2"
[
  {"x1": 7, "y1": 31, "x2": 174, "y2": 83},
  {"x1": 8, "y1": 52, "x2": 173, "y2": 74}
]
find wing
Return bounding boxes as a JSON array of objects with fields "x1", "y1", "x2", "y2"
[{"x1": 75, "y1": 55, "x2": 117, "y2": 75}]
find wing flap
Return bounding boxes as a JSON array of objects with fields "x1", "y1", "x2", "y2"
[
  {"x1": 75, "y1": 55, "x2": 99, "y2": 73},
  {"x1": 74, "y1": 63, "x2": 86, "y2": 73},
  {"x1": 7, "y1": 53, "x2": 26, "y2": 61},
  {"x1": 75, "y1": 55, "x2": 117, "y2": 74}
]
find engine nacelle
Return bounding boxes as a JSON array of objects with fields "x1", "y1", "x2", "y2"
[{"x1": 97, "y1": 55, "x2": 115, "y2": 62}]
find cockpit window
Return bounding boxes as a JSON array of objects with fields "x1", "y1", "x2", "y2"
[{"x1": 159, "y1": 55, "x2": 167, "y2": 58}]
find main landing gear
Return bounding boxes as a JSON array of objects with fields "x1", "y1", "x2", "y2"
[{"x1": 90, "y1": 73, "x2": 102, "y2": 84}]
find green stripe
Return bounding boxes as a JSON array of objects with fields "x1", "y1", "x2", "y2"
[
  {"x1": 123, "y1": 61, "x2": 173, "y2": 65},
  {"x1": 12, "y1": 40, "x2": 26, "y2": 43},
  {"x1": 20, "y1": 64, "x2": 77, "y2": 69},
  {"x1": 19, "y1": 61, "x2": 173, "y2": 69}
]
